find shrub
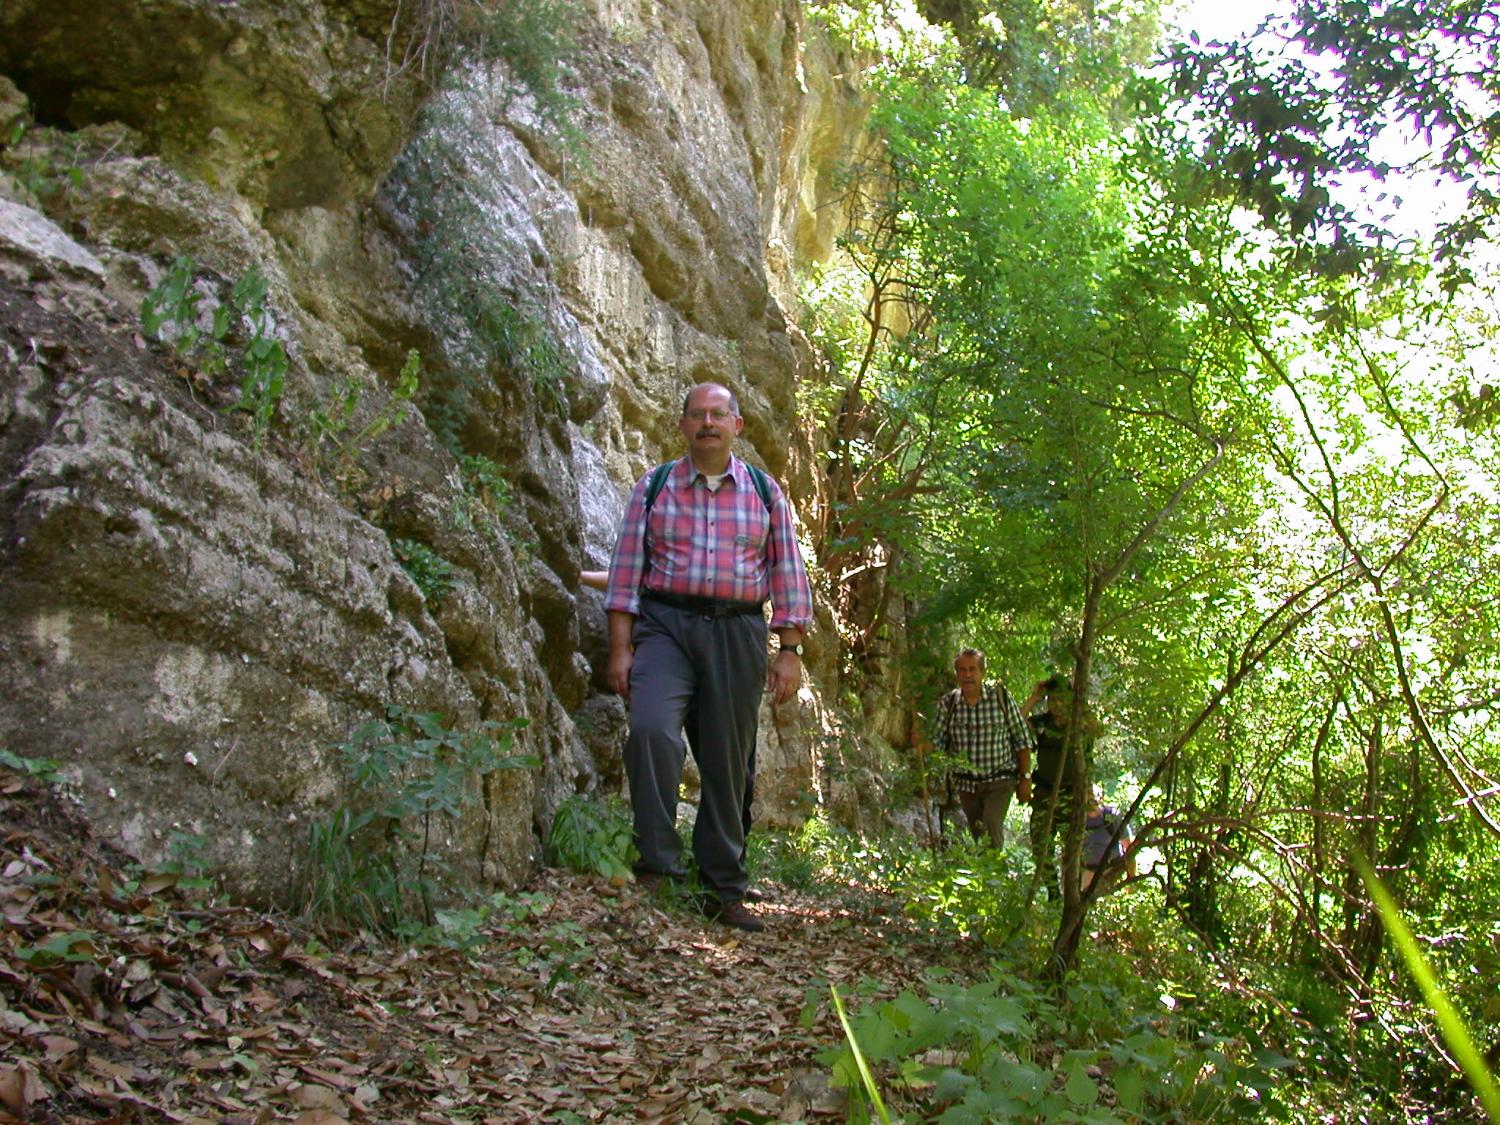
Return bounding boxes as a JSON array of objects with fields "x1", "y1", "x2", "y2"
[
  {"x1": 296, "y1": 706, "x2": 536, "y2": 935},
  {"x1": 546, "y1": 795, "x2": 636, "y2": 881},
  {"x1": 140, "y1": 255, "x2": 289, "y2": 451},
  {"x1": 393, "y1": 538, "x2": 456, "y2": 603}
]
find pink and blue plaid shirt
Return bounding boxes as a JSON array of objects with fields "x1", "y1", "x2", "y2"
[{"x1": 604, "y1": 456, "x2": 814, "y2": 631}]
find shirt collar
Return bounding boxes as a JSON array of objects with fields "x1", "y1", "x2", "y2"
[{"x1": 679, "y1": 454, "x2": 746, "y2": 489}]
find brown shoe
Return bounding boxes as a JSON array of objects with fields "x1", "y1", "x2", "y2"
[
  {"x1": 708, "y1": 898, "x2": 765, "y2": 933},
  {"x1": 743, "y1": 887, "x2": 767, "y2": 904}
]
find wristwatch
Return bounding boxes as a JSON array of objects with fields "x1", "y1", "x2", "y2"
[{"x1": 781, "y1": 642, "x2": 805, "y2": 657}]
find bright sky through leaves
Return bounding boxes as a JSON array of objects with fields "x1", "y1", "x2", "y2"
[
  {"x1": 1165, "y1": 0, "x2": 1470, "y2": 242},
  {"x1": 1166, "y1": 0, "x2": 1282, "y2": 44}
]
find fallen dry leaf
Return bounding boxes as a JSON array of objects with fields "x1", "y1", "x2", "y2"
[
  {"x1": 0, "y1": 1063, "x2": 47, "y2": 1115},
  {"x1": 289, "y1": 1083, "x2": 346, "y2": 1111}
]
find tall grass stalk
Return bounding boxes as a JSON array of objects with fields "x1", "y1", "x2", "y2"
[
  {"x1": 830, "y1": 983, "x2": 894, "y2": 1125},
  {"x1": 1355, "y1": 852, "x2": 1500, "y2": 1121}
]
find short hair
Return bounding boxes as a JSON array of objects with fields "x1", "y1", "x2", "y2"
[
  {"x1": 954, "y1": 647, "x2": 986, "y2": 671},
  {"x1": 682, "y1": 383, "x2": 741, "y2": 417}
]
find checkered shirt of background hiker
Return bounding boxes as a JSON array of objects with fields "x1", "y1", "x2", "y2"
[{"x1": 938, "y1": 685, "x2": 1031, "y2": 794}]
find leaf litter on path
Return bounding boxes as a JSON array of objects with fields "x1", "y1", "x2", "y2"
[{"x1": 0, "y1": 770, "x2": 969, "y2": 1123}]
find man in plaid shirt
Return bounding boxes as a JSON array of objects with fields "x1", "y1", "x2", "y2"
[
  {"x1": 603, "y1": 382, "x2": 813, "y2": 933},
  {"x1": 935, "y1": 647, "x2": 1034, "y2": 848}
]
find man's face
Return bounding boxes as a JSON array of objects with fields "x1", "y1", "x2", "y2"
[
  {"x1": 679, "y1": 385, "x2": 743, "y2": 458},
  {"x1": 954, "y1": 654, "x2": 983, "y2": 693}
]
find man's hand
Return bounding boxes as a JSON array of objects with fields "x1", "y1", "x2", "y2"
[
  {"x1": 606, "y1": 647, "x2": 634, "y2": 700},
  {"x1": 1018, "y1": 777, "x2": 1032, "y2": 804},
  {"x1": 605, "y1": 610, "x2": 636, "y2": 701},
  {"x1": 768, "y1": 650, "x2": 802, "y2": 706}
]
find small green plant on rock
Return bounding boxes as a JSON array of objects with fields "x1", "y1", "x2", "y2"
[
  {"x1": 141, "y1": 255, "x2": 216, "y2": 357},
  {"x1": 226, "y1": 268, "x2": 289, "y2": 447},
  {"x1": 296, "y1": 705, "x2": 537, "y2": 935},
  {"x1": 140, "y1": 255, "x2": 289, "y2": 450},
  {"x1": 459, "y1": 453, "x2": 510, "y2": 511},
  {"x1": 392, "y1": 538, "x2": 456, "y2": 603},
  {"x1": 2, "y1": 120, "x2": 85, "y2": 205},
  {"x1": 308, "y1": 348, "x2": 422, "y2": 480},
  {"x1": 450, "y1": 452, "x2": 515, "y2": 535}
]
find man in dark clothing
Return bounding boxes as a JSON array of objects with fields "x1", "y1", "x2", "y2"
[{"x1": 1025, "y1": 676, "x2": 1096, "y2": 900}]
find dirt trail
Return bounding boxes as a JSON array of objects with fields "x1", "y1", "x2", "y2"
[{"x1": 1, "y1": 770, "x2": 962, "y2": 1123}]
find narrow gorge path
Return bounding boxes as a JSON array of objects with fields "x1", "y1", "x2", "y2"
[{"x1": 1, "y1": 769, "x2": 969, "y2": 1123}]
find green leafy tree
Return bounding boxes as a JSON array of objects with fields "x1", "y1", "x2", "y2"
[{"x1": 807, "y1": 0, "x2": 1500, "y2": 1095}]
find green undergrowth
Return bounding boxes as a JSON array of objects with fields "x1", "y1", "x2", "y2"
[
  {"x1": 546, "y1": 794, "x2": 636, "y2": 882},
  {"x1": 752, "y1": 813, "x2": 1472, "y2": 1123},
  {"x1": 294, "y1": 706, "x2": 537, "y2": 938}
]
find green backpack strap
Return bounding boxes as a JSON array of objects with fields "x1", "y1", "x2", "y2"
[
  {"x1": 644, "y1": 459, "x2": 677, "y2": 513},
  {"x1": 644, "y1": 458, "x2": 773, "y2": 513}
]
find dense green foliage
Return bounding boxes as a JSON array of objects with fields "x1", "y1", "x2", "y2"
[
  {"x1": 800, "y1": 0, "x2": 1500, "y2": 1118},
  {"x1": 1165, "y1": 0, "x2": 1500, "y2": 287},
  {"x1": 546, "y1": 794, "x2": 638, "y2": 882},
  {"x1": 761, "y1": 818, "x2": 1385, "y2": 1120}
]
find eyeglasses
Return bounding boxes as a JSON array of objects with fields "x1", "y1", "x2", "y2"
[{"x1": 685, "y1": 408, "x2": 735, "y2": 422}]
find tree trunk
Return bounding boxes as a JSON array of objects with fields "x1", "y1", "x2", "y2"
[{"x1": 1047, "y1": 574, "x2": 1106, "y2": 978}]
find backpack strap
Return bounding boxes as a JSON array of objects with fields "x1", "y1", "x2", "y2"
[
  {"x1": 644, "y1": 458, "x2": 773, "y2": 514},
  {"x1": 744, "y1": 462, "x2": 773, "y2": 510},
  {"x1": 643, "y1": 459, "x2": 678, "y2": 514},
  {"x1": 938, "y1": 689, "x2": 959, "y2": 750}
]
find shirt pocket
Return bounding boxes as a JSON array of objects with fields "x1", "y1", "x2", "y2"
[{"x1": 733, "y1": 533, "x2": 762, "y2": 579}]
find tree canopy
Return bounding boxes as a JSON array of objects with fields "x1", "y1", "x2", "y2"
[{"x1": 803, "y1": 0, "x2": 1500, "y2": 1114}]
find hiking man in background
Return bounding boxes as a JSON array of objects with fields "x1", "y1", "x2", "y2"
[
  {"x1": 933, "y1": 648, "x2": 1034, "y2": 848},
  {"x1": 1026, "y1": 675, "x2": 1100, "y2": 900},
  {"x1": 603, "y1": 382, "x2": 813, "y2": 933}
]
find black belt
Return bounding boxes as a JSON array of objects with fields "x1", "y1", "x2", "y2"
[{"x1": 642, "y1": 591, "x2": 764, "y2": 618}]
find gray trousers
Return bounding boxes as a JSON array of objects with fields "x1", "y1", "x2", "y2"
[
  {"x1": 624, "y1": 599, "x2": 767, "y2": 902},
  {"x1": 959, "y1": 778, "x2": 1017, "y2": 847}
]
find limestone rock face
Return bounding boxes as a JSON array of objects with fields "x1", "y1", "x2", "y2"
[
  {"x1": 0, "y1": 0, "x2": 413, "y2": 212},
  {"x1": 0, "y1": 0, "x2": 869, "y2": 903}
]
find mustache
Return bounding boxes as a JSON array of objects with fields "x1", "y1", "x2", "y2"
[{"x1": 695, "y1": 428, "x2": 720, "y2": 438}]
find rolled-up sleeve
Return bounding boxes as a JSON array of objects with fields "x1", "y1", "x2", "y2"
[
  {"x1": 603, "y1": 473, "x2": 652, "y2": 616},
  {"x1": 766, "y1": 486, "x2": 814, "y2": 632}
]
